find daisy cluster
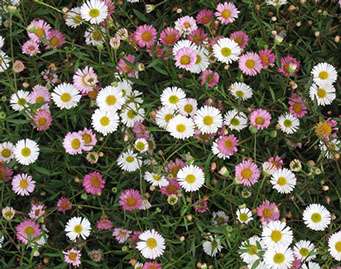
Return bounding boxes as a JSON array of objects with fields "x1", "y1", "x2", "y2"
[{"x1": 0, "y1": 0, "x2": 340, "y2": 268}]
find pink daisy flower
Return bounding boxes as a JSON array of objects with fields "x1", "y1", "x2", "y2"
[
  {"x1": 288, "y1": 93, "x2": 308, "y2": 118},
  {"x1": 112, "y1": 228, "x2": 131, "y2": 243},
  {"x1": 235, "y1": 159, "x2": 260, "y2": 187},
  {"x1": 160, "y1": 179, "x2": 181, "y2": 196},
  {"x1": 143, "y1": 262, "x2": 162, "y2": 269},
  {"x1": 159, "y1": 27, "x2": 180, "y2": 46},
  {"x1": 73, "y1": 66, "x2": 98, "y2": 95},
  {"x1": 290, "y1": 258, "x2": 302, "y2": 269},
  {"x1": 12, "y1": 173, "x2": 35, "y2": 196},
  {"x1": 32, "y1": 109, "x2": 52, "y2": 131},
  {"x1": 165, "y1": 158, "x2": 186, "y2": 179},
  {"x1": 119, "y1": 189, "x2": 143, "y2": 211},
  {"x1": 215, "y1": 2, "x2": 239, "y2": 25},
  {"x1": 103, "y1": 0, "x2": 115, "y2": 18},
  {"x1": 57, "y1": 196, "x2": 72, "y2": 213},
  {"x1": 200, "y1": 69, "x2": 220, "y2": 88},
  {"x1": 249, "y1": 108, "x2": 272, "y2": 130},
  {"x1": 134, "y1": 24, "x2": 157, "y2": 48},
  {"x1": 96, "y1": 217, "x2": 113, "y2": 231},
  {"x1": 27, "y1": 19, "x2": 51, "y2": 42},
  {"x1": 16, "y1": 219, "x2": 41, "y2": 244},
  {"x1": 193, "y1": 197, "x2": 209, "y2": 213},
  {"x1": 175, "y1": 16, "x2": 198, "y2": 35},
  {"x1": 196, "y1": 9, "x2": 214, "y2": 25},
  {"x1": 22, "y1": 39, "x2": 40, "y2": 56},
  {"x1": 258, "y1": 49, "x2": 275, "y2": 68},
  {"x1": 0, "y1": 162, "x2": 13, "y2": 182},
  {"x1": 63, "y1": 132, "x2": 84, "y2": 155},
  {"x1": 132, "y1": 121, "x2": 150, "y2": 140},
  {"x1": 82, "y1": 171, "x2": 105, "y2": 196},
  {"x1": 256, "y1": 200, "x2": 280, "y2": 224},
  {"x1": 239, "y1": 52, "x2": 263, "y2": 76},
  {"x1": 230, "y1": 31, "x2": 249, "y2": 50},
  {"x1": 263, "y1": 155, "x2": 284, "y2": 174},
  {"x1": 63, "y1": 248, "x2": 81, "y2": 267},
  {"x1": 117, "y1": 54, "x2": 138, "y2": 78},
  {"x1": 278, "y1": 55, "x2": 300, "y2": 77},
  {"x1": 212, "y1": 135, "x2": 238, "y2": 159},
  {"x1": 129, "y1": 230, "x2": 142, "y2": 244},
  {"x1": 79, "y1": 128, "x2": 97, "y2": 151},
  {"x1": 46, "y1": 29, "x2": 65, "y2": 49},
  {"x1": 174, "y1": 47, "x2": 196, "y2": 70},
  {"x1": 188, "y1": 28, "x2": 208, "y2": 45},
  {"x1": 28, "y1": 203, "x2": 45, "y2": 220},
  {"x1": 28, "y1": 85, "x2": 51, "y2": 109}
]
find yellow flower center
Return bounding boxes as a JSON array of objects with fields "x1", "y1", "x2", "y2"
[
  {"x1": 185, "y1": 174, "x2": 196, "y2": 184},
  {"x1": 127, "y1": 110, "x2": 136, "y2": 119},
  {"x1": 35, "y1": 96, "x2": 45, "y2": 104},
  {"x1": 37, "y1": 117, "x2": 47, "y2": 126},
  {"x1": 241, "y1": 168, "x2": 252, "y2": 179},
  {"x1": 245, "y1": 59, "x2": 255, "y2": 69},
  {"x1": 221, "y1": 47, "x2": 231, "y2": 57},
  {"x1": 176, "y1": 124, "x2": 186, "y2": 133},
  {"x1": 35, "y1": 28, "x2": 45, "y2": 38},
  {"x1": 230, "y1": 118, "x2": 240, "y2": 126},
  {"x1": 273, "y1": 253, "x2": 285, "y2": 264},
  {"x1": 92, "y1": 30, "x2": 103, "y2": 41},
  {"x1": 299, "y1": 247, "x2": 309, "y2": 257},
  {"x1": 24, "y1": 226, "x2": 35, "y2": 236},
  {"x1": 141, "y1": 31, "x2": 153, "y2": 42},
  {"x1": 71, "y1": 138, "x2": 81, "y2": 150},
  {"x1": 318, "y1": 71, "x2": 329, "y2": 80},
  {"x1": 184, "y1": 104, "x2": 193, "y2": 114},
  {"x1": 203, "y1": 115, "x2": 213, "y2": 126},
  {"x1": 153, "y1": 174, "x2": 161, "y2": 181},
  {"x1": 263, "y1": 208, "x2": 272, "y2": 218},
  {"x1": 277, "y1": 176, "x2": 287, "y2": 186},
  {"x1": 169, "y1": 95, "x2": 179, "y2": 104},
  {"x1": 247, "y1": 244, "x2": 258, "y2": 255},
  {"x1": 335, "y1": 241, "x2": 341, "y2": 252},
  {"x1": 221, "y1": 9, "x2": 231, "y2": 19},
  {"x1": 255, "y1": 116, "x2": 265, "y2": 125},
  {"x1": 236, "y1": 90, "x2": 244, "y2": 97},
  {"x1": 224, "y1": 139, "x2": 233, "y2": 149},
  {"x1": 126, "y1": 156, "x2": 135, "y2": 163},
  {"x1": 89, "y1": 8, "x2": 100, "y2": 18},
  {"x1": 90, "y1": 175, "x2": 101, "y2": 188},
  {"x1": 49, "y1": 37, "x2": 59, "y2": 48},
  {"x1": 100, "y1": 116, "x2": 110, "y2": 126},
  {"x1": 68, "y1": 252, "x2": 78, "y2": 261},
  {"x1": 311, "y1": 213, "x2": 321, "y2": 223},
  {"x1": 18, "y1": 98, "x2": 26, "y2": 106},
  {"x1": 164, "y1": 114, "x2": 173, "y2": 122},
  {"x1": 317, "y1": 88, "x2": 326, "y2": 98},
  {"x1": 239, "y1": 213, "x2": 248, "y2": 222},
  {"x1": 180, "y1": 55, "x2": 191, "y2": 65},
  {"x1": 135, "y1": 141, "x2": 145, "y2": 151},
  {"x1": 1, "y1": 148, "x2": 11, "y2": 158},
  {"x1": 21, "y1": 147, "x2": 31, "y2": 157},
  {"x1": 283, "y1": 119, "x2": 292, "y2": 128},
  {"x1": 74, "y1": 224, "x2": 83, "y2": 234},
  {"x1": 270, "y1": 230, "x2": 282, "y2": 242},
  {"x1": 82, "y1": 133, "x2": 92, "y2": 144},
  {"x1": 126, "y1": 197, "x2": 137, "y2": 207},
  {"x1": 19, "y1": 179, "x2": 29, "y2": 189},
  {"x1": 106, "y1": 95, "x2": 117, "y2": 106},
  {"x1": 146, "y1": 238, "x2": 157, "y2": 249},
  {"x1": 60, "y1": 92, "x2": 71, "y2": 102}
]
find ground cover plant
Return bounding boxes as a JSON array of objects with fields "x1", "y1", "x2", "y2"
[{"x1": 0, "y1": 0, "x2": 340, "y2": 268}]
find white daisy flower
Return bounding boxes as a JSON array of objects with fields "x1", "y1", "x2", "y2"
[
  {"x1": 144, "y1": 172, "x2": 169, "y2": 187},
  {"x1": 120, "y1": 103, "x2": 145, "y2": 127},
  {"x1": 52, "y1": 83, "x2": 81, "y2": 109},
  {"x1": 134, "y1": 138, "x2": 149, "y2": 153},
  {"x1": 239, "y1": 236, "x2": 264, "y2": 265},
  {"x1": 262, "y1": 220, "x2": 293, "y2": 248},
  {"x1": 136, "y1": 230, "x2": 165, "y2": 259},
  {"x1": 320, "y1": 139, "x2": 341, "y2": 159},
  {"x1": 174, "y1": 16, "x2": 197, "y2": 36},
  {"x1": 0, "y1": 50, "x2": 10, "y2": 72},
  {"x1": 167, "y1": 114, "x2": 194, "y2": 140},
  {"x1": 84, "y1": 28, "x2": 104, "y2": 46},
  {"x1": 91, "y1": 108, "x2": 119, "y2": 135},
  {"x1": 194, "y1": 106, "x2": 223, "y2": 134},
  {"x1": 188, "y1": 46, "x2": 210, "y2": 74},
  {"x1": 14, "y1": 139, "x2": 39, "y2": 165},
  {"x1": 10, "y1": 90, "x2": 30, "y2": 111},
  {"x1": 11, "y1": 173, "x2": 35, "y2": 196},
  {"x1": 0, "y1": 142, "x2": 15, "y2": 162},
  {"x1": 293, "y1": 240, "x2": 316, "y2": 262},
  {"x1": 277, "y1": 113, "x2": 300, "y2": 134},
  {"x1": 309, "y1": 82, "x2": 336, "y2": 106},
  {"x1": 80, "y1": 0, "x2": 108, "y2": 24},
  {"x1": 229, "y1": 82, "x2": 253, "y2": 100},
  {"x1": 202, "y1": 236, "x2": 223, "y2": 257},
  {"x1": 65, "y1": 216, "x2": 91, "y2": 241},
  {"x1": 160, "y1": 87, "x2": 186, "y2": 109},
  {"x1": 302, "y1": 261, "x2": 321, "y2": 269},
  {"x1": 177, "y1": 164, "x2": 205, "y2": 192},
  {"x1": 270, "y1": 168, "x2": 297, "y2": 194},
  {"x1": 264, "y1": 247, "x2": 294, "y2": 269},
  {"x1": 96, "y1": 85, "x2": 125, "y2": 112},
  {"x1": 303, "y1": 204, "x2": 331, "y2": 231},
  {"x1": 178, "y1": 98, "x2": 197, "y2": 117},
  {"x1": 65, "y1": 7, "x2": 83, "y2": 28},
  {"x1": 116, "y1": 79, "x2": 133, "y2": 98},
  {"x1": 328, "y1": 230, "x2": 341, "y2": 261},
  {"x1": 236, "y1": 207, "x2": 253, "y2": 224},
  {"x1": 212, "y1": 211, "x2": 229, "y2": 225},
  {"x1": 224, "y1": 109, "x2": 248, "y2": 131},
  {"x1": 117, "y1": 150, "x2": 142, "y2": 172},
  {"x1": 311, "y1": 62, "x2": 337, "y2": 86},
  {"x1": 155, "y1": 106, "x2": 176, "y2": 129},
  {"x1": 213, "y1": 38, "x2": 241, "y2": 64}
]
